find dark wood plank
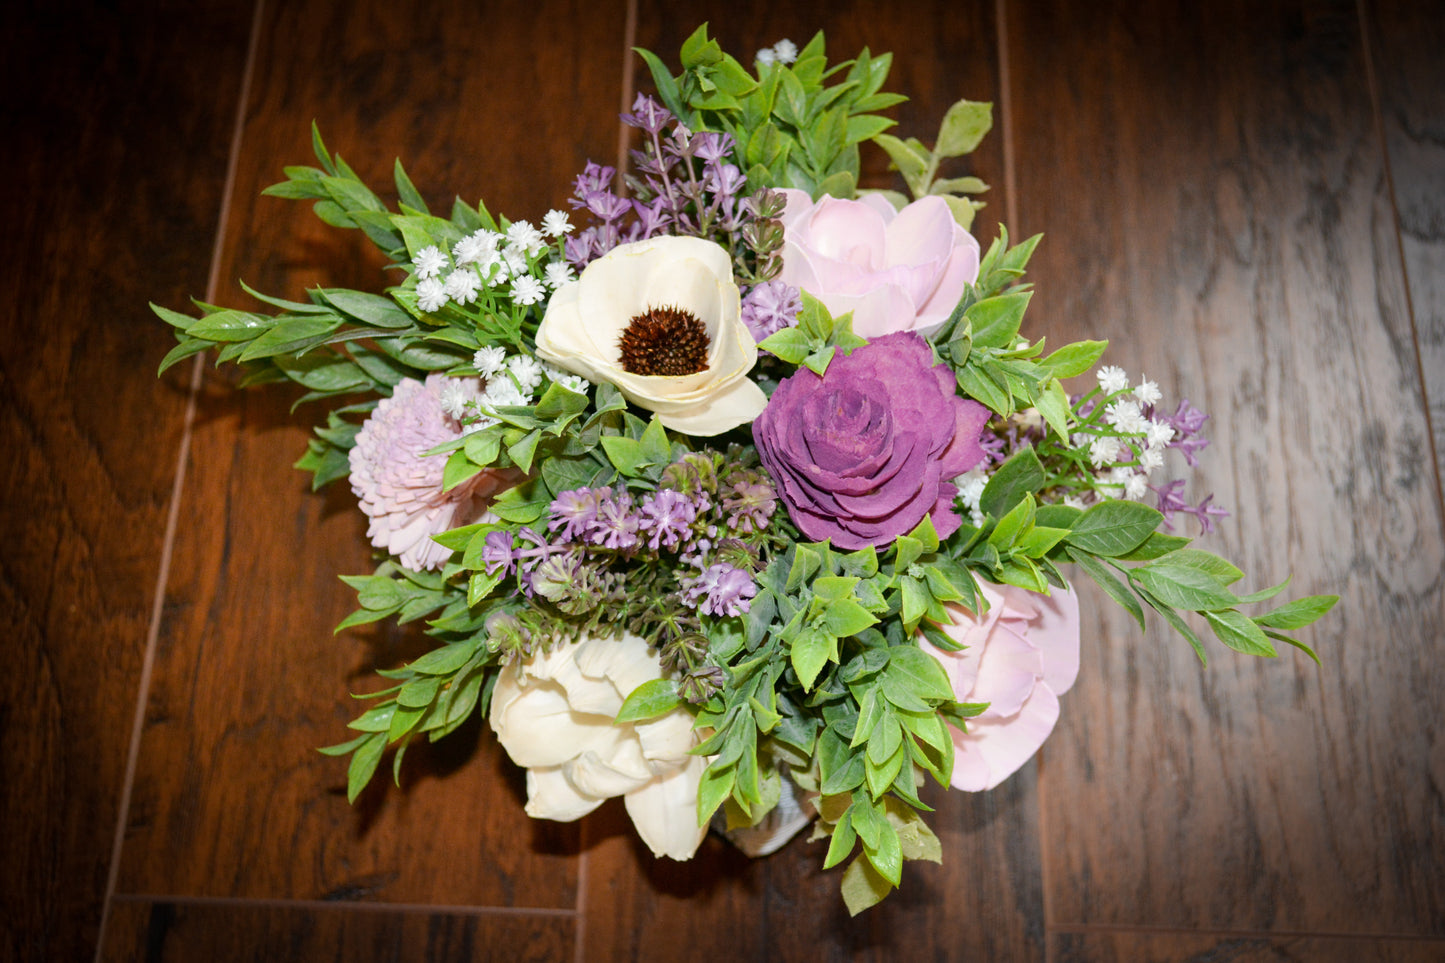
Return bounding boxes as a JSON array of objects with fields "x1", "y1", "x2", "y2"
[
  {"x1": 0, "y1": 2, "x2": 253, "y2": 959},
  {"x1": 100, "y1": 899, "x2": 574, "y2": 963},
  {"x1": 579, "y1": 4, "x2": 1045, "y2": 960},
  {"x1": 1366, "y1": 0, "x2": 1445, "y2": 486},
  {"x1": 113, "y1": 0, "x2": 628, "y2": 910},
  {"x1": 1051, "y1": 930, "x2": 1445, "y2": 963},
  {"x1": 1006, "y1": 0, "x2": 1445, "y2": 935}
]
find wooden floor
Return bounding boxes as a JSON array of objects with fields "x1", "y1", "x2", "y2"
[{"x1": 4, "y1": 0, "x2": 1443, "y2": 960}]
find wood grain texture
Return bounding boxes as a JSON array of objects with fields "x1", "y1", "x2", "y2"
[
  {"x1": 1366, "y1": 0, "x2": 1445, "y2": 488},
  {"x1": 0, "y1": 2, "x2": 252, "y2": 960},
  {"x1": 100, "y1": 899, "x2": 574, "y2": 963},
  {"x1": 575, "y1": 5, "x2": 1045, "y2": 960},
  {"x1": 1050, "y1": 930, "x2": 1445, "y2": 963},
  {"x1": 1006, "y1": 0, "x2": 1445, "y2": 935},
  {"x1": 112, "y1": 0, "x2": 627, "y2": 910}
]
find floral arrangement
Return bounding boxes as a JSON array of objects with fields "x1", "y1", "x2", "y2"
[{"x1": 155, "y1": 27, "x2": 1335, "y2": 913}]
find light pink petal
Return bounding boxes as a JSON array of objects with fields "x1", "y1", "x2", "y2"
[
  {"x1": 1030, "y1": 586, "x2": 1082, "y2": 693},
  {"x1": 969, "y1": 625, "x2": 1042, "y2": 717},
  {"x1": 950, "y1": 684, "x2": 1061, "y2": 791},
  {"x1": 803, "y1": 196, "x2": 888, "y2": 267},
  {"x1": 883, "y1": 196, "x2": 957, "y2": 269},
  {"x1": 913, "y1": 232, "x2": 982, "y2": 333},
  {"x1": 846, "y1": 283, "x2": 920, "y2": 338}
]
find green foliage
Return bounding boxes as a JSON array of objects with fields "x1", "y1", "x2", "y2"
[
  {"x1": 638, "y1": 25, "x2": 906, "y2": 199},
  {"x1": 873, "y1": 97, "x2": 992, "y2": 228}
]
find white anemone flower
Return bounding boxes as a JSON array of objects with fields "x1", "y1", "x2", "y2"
[
  {"x1": 489, "y1": 632, "x2": 709, "y2": 860},
  {"x1": 534, "y1": 235, "x2": 766, "y2": 435}
]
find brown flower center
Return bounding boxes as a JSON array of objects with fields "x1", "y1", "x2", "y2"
[{"x1": 617, "y1": 305, "x2": 711, "y2": 377}]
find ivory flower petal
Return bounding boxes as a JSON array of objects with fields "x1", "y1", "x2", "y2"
[
  {"x1": 535, "y1": 235, "x2": 766, "y2": 435},
  {"x1": 489, "y1": 631, "x2": 709, "y2": 860}
]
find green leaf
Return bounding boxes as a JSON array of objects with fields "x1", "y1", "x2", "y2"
[
  {"x1": 1163, "y1": 549, "x2": 1245, "y2": 585},
  {"x1": 930, "y1": 175, "x2": 989, "y2": 195},
  {"x1": 1116, "y1": 532, "x2": 1192, "y2": 560},
  {"x1": 1135, "y1": 562, "x2": 1238, "y2": 612},
  {"x1": 1039, "y1": 340, "x2": 1109, "y2": 379},
  {"x1": 886, "y1": 646, "x2": 956, "y2": 702},
  {"x1": 407, "y1": 643, "x2": 477, "y2": 676},
  {"x1": 791, "y1": 628, "x2": 834, "y2": 690},
  {"x1": 873, "y1": 133, "x2": 930, "y2": 193},
  {"x1": 187, "y1": 309, "x2": 271, "y2": 342},
  {"x1": 1136, "y1": 586, "x2": 1208, "y2": 665},
  {"x1": 346, "y1": 733, "x2": 386, "y2": 803},
  {"x1": 988, "y1": 493, "x2": 1035, "y2": 550},
  {"x1": 319, "y1": 289, "x2": 415, "y2": 329},
  {"x1": 1253, "y1": 594, "x2": 1339, "y2": 630},
  {"x1": 393, "y1": 159, "x2": 428, "y2": 215},
  {"x1": 980, "y1": 448, "x2": 1047, "y2": 518},
  {"x1": 1202, "y1": 608, "x2": 1277, "y2": 657},
  {"x1": 821, "y1": 599, "x2": 878, "y2": 638},
  {"x1": 934, "y1": 99, "x2": 993, "y2": 158},
  {"x1": 966, "y1": 291, "x2": 1031, "y2": 350},
  {"x1": 1034, "y1": 377, "x2": 1072, "y2": 442},
  {"x1": 1065, "y1": 500, "x2": 1163, "y2": 557},
  {"x1": 1262, "y1": 629, "x2": 1322, "y2": 665},
  {"x1": 841, "y1": 854, "x2": 893, "y2": 917},
  {"x1": 957, "y1": 363, "x2": 1012, "y2": 415},
  {"x1": 758, "y1": 326, "x2": 814, "y2": 364},
  {"x1": 825, "y1": 811, "x2": 858, "y2": 869},
  {"x1": 616, "y1": 678, "x2": 684, "y2": 723},
  {"x1": 696, "y1": 762, "x2": 736, "y2": 823},
  {"x1": 1067, "y1": 548, "x2": 1145, "y2": 631}
]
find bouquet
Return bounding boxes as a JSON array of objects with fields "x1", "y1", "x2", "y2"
[{"x1": 155, "y1": 26, "x2": 1335, "y2": 913}]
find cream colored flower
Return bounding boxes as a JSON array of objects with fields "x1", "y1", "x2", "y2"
[
  {"x1": 535, "y1": 235, "x2": 766, "y2": 436},
  {"x1": 488, "y1": 631, "x2": 708, "y2": 860}
]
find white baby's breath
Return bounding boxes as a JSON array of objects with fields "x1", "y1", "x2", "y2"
[
  {"x1": 412, "y1": 245, "x2": 447, "y2": 279},
  {"x1": 512, "y1": 275, "x2": 546, "y2": 306},
  {"x1": 443, "y1": 268, "x2": 481, "y2": 305},
  {"x1": 1097, "y1": 365, "x2": 1129, "y2": 394},
  {"x1": 542, "y1": 209, "x2": 573, "y2": 237},
  {"x1": 416, "y1": 277, "x2": 447, "y2": 312},
  {"x1": 474, "y1": 345, "x2": 507, "y2": 376}
]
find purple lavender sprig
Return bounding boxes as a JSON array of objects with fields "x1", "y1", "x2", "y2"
[{"x1": 564, "y1": 94, "x2": 786, "y2": 282}]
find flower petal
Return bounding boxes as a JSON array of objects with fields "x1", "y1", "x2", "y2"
[
  {"x1": 525, "y1": 765, "x2": 605, "y2": 822},
  {"x1": 623, "y1": 754, "x2": 710, "y2": 860}
]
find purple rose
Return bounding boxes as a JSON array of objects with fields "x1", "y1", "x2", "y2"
[{"x1": 752, "y1": 332, "x2": 990, "y2": 549}]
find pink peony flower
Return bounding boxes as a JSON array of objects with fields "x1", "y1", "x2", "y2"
[
  {"x1": 349, "y1": 373, "x2": 520, "y2": 571},
  {"x1": 776, "y1": 189, "x2": 980, "y2": 338},
  {"x1": 920, "y1": 581, "x2": 1081, "y2": 791}
]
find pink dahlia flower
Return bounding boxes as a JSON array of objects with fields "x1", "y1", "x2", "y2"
[
  {"x1": 920, "y1": 582, "x2": 1081, "y2": 791},
  {"x1": 349, "y1": 373, "x2": 519, "y2": 571},
  {"x1": 776, "y1": 188, "x2": 980, "y2": 338}
]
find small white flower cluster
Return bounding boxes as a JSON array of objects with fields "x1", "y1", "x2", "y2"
[
  {"x1": 410, "y1": 211, "x2": 574, "y2": 314},
  {"x1": 955, "y1": 467, "x2": 990, "y2": 527},
  {"x1": 755, "y1": 38, "x2": 798, "y2": 66},
  {"x1": 1076, "y1": 366, "x2": 1175, "y2": 501},
  {"x1": 435, "y1": 346, "x2": 592, "y2": 434}
]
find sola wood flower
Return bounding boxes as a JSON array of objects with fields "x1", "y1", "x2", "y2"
[
  {"x1": 752, "y1": 331, "x2": 989, "y2": 549},
  {"x1": 535, "y1": 235, "x2": 766, "y2": 435},
  {"x1": 489, "y1": 632, "x2": 709, "y2": 860},
  {"x1": 348, "y1": 373, "x2": 519, "y2": 571},
  {"x1": 920, "y1": 582, "x2": 1081, "y2": 791},
  {"x1": 776, "y1": 188, "x2": 980, "y2": 338}
]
